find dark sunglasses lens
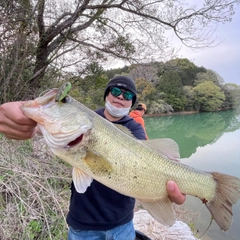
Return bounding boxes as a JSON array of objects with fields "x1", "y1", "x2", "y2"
[
  {"x1": 123, "y1": 91, "x2": 134, "y2": 100},
  {"x1": 110, "y1": 87, "x2": 134, "y2": 101},
  {"x1": 111, "y1": 87, "x2": 121, "y2": 97}
]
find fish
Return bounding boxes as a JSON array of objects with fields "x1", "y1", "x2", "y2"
[{"x1": 21, "y1": 84, "x2": 240, "y2": 232}]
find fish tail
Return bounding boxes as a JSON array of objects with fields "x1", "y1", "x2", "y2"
[{"x1": 206, "y1": 172, "x2": 240, "y2": 231}]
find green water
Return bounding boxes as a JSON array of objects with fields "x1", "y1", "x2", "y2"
[
  {"x1": 145, "y1": 110, "x2": 240, "y2": 240},
  {"x1": 145, "y1": 109, "x2": 240, "y2": 159}
]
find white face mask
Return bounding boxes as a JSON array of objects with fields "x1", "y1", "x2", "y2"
[{"x1": 105, "y1": 101, "x2": 130, "y2": 118}]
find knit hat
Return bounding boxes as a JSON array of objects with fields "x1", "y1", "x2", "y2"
[{"x1": 104, "y1": 76, "x2": 137, "y2": 106}]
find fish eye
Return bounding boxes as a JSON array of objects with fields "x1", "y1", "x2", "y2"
[{"x1": 61, "y1": 96, "x2": 70, "y2": 103}]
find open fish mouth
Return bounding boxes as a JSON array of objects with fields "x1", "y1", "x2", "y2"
[
  {"x1": 37, "y1": 124, "x2": 89, "y2": 149},
  {"x1": 67, "y1": 134, "x2": 84, "y2": 148}
]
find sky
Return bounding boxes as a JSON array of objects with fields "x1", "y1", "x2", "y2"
[
  {"x1": 108, "y1": 4, "x2": 240, "y2": 86},
  {"x1": 175, "y1": 5, "x2": 240, "y2": 86}
]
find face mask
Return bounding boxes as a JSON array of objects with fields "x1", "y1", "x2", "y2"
[{"x1": 105, "y1": 101, "x2": 130, "y2": 118}]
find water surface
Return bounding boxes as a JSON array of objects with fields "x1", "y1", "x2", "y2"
[{"x1": 145, "y1": 110, "x2": 240, "y2": 240}]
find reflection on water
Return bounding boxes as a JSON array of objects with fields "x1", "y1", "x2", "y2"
[
  {"x1": 145, "y1": 109, "x2": 240, "y2": 158},
  {"x1": 145, "y1": 110, "x2": 240, "y2": 240},
  {"x1": 181, "y1": 128, "x2": 240, "y2": 240}
]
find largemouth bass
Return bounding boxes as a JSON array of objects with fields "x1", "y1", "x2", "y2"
[{"x1": 21, "y1": 85, "x2": 240, "y2": 232}]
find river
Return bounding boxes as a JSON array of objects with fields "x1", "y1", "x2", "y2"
[{"x1": 144, "y1": 109, "x2": 240, "y2": 240}]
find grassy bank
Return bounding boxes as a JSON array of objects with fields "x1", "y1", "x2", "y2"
[{"x1": 0, "y1": 135, "x2": 71, "y2": 240}]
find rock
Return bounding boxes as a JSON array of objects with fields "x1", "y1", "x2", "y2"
[{"x1": 133, "y1": 210, "x2": 199, "y2": 240}]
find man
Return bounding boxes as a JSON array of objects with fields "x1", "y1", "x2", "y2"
[
  {"x1": 0, "y1": 76, "x2": 185, "y2": 240},
  {"x1": 129, "y1": 103, "x2": 148, "y2": 139}
]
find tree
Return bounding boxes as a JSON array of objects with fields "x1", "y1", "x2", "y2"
[
  {"x1": 164, "y1": 58, "x2": 198, "y2": 86},
  {"x1": 1, "y1": 0, "x2": 239, "y2": 102},
  {"x1": 69, "y1": 62, "x2": 109, "y2": 109},
  {"x1": 0, "y1": 0, "x2": 38, "y2": 102},
  {"x1": 157, "y1": 71, "x2": 186, "y2": 111},
  {"x1": 135, "y1": 77, "x2": 156, "y2": 102},
  {"x1": 158, "y1": 71, "x2": 183, "y2": 97},
  {"x1": 129, "y1": 63, "x2": 158, "y2": 84},
  {"x1": 222, "y1": 83, "x2": 240, "y2": 108},
  {"x1": 183, "y1": 86, "x2": 195, "y2": 111},
  {"x1": 193, "y1": 81, "x2": 225, "y2": 111},
  {"x1": 194, "y1": 70, "x2": 224, "y2": 87},
  {"x1": 104, "y1": 66, "x2": 130, "y2": 79}
]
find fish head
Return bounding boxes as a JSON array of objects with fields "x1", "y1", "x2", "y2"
[{"x1": 21, "y1": 89, "x2": 93, "y2": 150}]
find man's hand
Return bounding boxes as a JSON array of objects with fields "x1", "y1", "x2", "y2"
[
  {"x1": 0, "y1": 102, "x2": 37, "y2": 140},
  {"x1": 167, "y1": 181, "x2": 186, "y2": 205}
]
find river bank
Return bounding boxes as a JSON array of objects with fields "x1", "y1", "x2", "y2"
[
  {"x1": 144, "y1": 107, "x2": 233, "y2": 118},
  {"x1": 144, "y1": 110, "x2": 199, "y2": 118}
]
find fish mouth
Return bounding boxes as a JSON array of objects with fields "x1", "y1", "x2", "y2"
[
  {"x1": 67, "y1": 134, "x2": 84, "y2": 148},
  {"x1": 38, "y1": 125, "x2": 91, "y2": 150}
]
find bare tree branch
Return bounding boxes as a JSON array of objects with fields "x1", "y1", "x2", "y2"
[{"x1": 1, "y1": 0, "x2": 239, "y2": 100}]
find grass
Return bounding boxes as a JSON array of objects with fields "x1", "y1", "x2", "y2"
[{"x1": 0, "y1": 134, "x2": 71, "y2": 240}]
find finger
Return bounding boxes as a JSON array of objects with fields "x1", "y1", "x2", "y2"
[
  {"x1": 4, "y1": 130, "x2": 36, "y2": 140},
  {"x1": 3, "y1": 115, "x2": 37, "y2": 132},
  {"x1": 167, "y1": 181, "x2": 186, "y2": 205},
  {"x1": 6, "y1": 114, "x2": 37, "y2": 126}
]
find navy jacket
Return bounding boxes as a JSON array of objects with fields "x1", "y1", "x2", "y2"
[{"x1": 66, "y1": 108, "x2": 146, "y2": 230}]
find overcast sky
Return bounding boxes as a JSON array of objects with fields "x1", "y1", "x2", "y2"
[
  {"x1": 108, "y1": 4, "x2": 240, "y2": 86},
  {"x1": 176, "y1": 5, "x2": 240, "y2": 86}
]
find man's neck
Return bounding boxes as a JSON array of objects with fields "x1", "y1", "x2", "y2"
[{"x1": 104, "y1": 109, "x2": 123, "y2": 122}]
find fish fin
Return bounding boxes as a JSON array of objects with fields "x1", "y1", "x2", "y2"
[
  {"x1": 72, "y1": 167, "x2": 93, "y2": 193},
  {"x1": 114, "y1": 124, "x2": 135, "y2": 138},
  {"x1": 137, "y1": 197, "x2": 176, "y2": 226},
  {"x1": 205, "y1": 172, "x2": 240, "y2": 231},
  {"x1": 143, "y1": 138, "x2": 180, "y2": 161}
]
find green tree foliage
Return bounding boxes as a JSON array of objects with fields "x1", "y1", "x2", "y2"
[
  {"x1": 103, "y1": 59, "x2": 240, "y2": 113},
  {"x1": 135, "y1": 78, "x2": 156, "y2": 102},
  {"x1": 206, "y1": 70, "x2": 224, "y2": 87},
  {"x1": 193, "y1": 81, "x2": 225, "y2": 111},
  {"x1": 182, "y1": 86, "x2": 195, "y2": 111},
  {"x1": 69, "y1": 62, "x2": 109, "y2": 109},
  {"x1": 165, "y1": 58, "x2": 201, "y2": 86},
  {"x1": 157, "y1": 72, "x2": 187, "y2": 111},
  {"x1": 167, "y1": 95, "x2": 187, "y2": 111},
  {"x1": 194, "y1": 70, "x2": 224, "y2": 87},
  {"x1": 222, "y1": 83, "x2": 240, "y2": 109},
  {"x1": 104, "y1": 59, "x2": 239, "y2": 113},
  {"x1": 104, "y1": 66, "x2": 130, "y2": 80},
  {"x1": 158, "y1": 72, "x2": 183, "y2": 96}
]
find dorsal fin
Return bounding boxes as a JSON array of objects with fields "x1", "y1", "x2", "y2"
[
  {"x1": 143, "y1": 138, "x2": 180, "y2": 161},
  {"x1": 114, "y1": 124, "x2": 135, "y2": 138}
]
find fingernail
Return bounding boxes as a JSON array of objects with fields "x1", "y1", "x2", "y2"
[{"x1": 167, "y1": 181, "x2": 174, "y2": 191}]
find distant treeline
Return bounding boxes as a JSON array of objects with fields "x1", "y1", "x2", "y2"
[
  {"x1": 69, "y1": 58, "x2": 240, "y2": 114},
  {"x1": 1, "y1": 54, "x2": 239, "y2": 114}
]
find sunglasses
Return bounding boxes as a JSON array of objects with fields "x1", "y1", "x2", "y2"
[{"x1": 110, "y1": 87, "x2": 135, "y2": 101}]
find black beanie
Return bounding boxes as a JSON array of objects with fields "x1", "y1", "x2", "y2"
[{"x1": 103, "y1": 76, "x2": 137, "y2": 107}]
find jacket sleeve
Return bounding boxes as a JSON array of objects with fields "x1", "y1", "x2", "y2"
[{"x1": 131, "y1": 122, "x2": 147, "y2": 140}]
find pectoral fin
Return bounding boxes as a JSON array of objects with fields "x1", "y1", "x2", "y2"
[
  {"x1": 137, "y1": 197, "x2": 176, "y2": 226},
  {"x1": 72, "y1": 167, "x2": 93, "y2": 193}
]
